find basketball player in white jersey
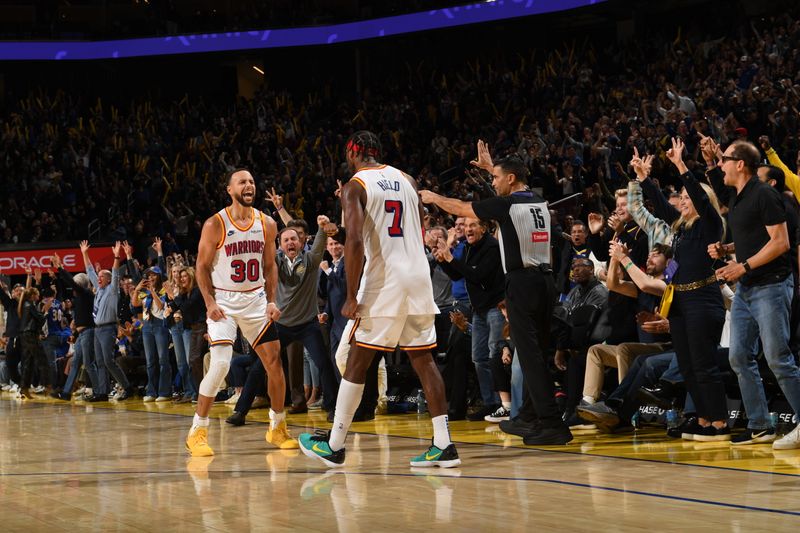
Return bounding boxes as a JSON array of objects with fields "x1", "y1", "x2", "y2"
[
  {"x1": 186, "y1": 168, "x2": 298, "y2": 456},
  {"x1": 299, "y1": 131, "x2": 460, "y2": 468}
]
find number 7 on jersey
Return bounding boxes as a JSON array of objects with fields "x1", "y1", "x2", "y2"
[{"x1": 385, "y1": 200, "x2": 404, "y2": 237}]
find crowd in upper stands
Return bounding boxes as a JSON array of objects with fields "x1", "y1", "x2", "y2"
[{"x1": 3, "y1": 6, "x2": 800, "y2": 449}]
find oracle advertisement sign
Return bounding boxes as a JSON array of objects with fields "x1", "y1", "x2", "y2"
[{"x1": 0, "y1": 246, "x2": 115, "y2": 276}]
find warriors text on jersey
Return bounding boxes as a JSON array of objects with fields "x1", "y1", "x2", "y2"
[
  {"x1": 351, "y1": 165, "x2": 439, "y2": 317},
  {"x1": 211, "y1": 207, "x2": 268, "y2": 292}
]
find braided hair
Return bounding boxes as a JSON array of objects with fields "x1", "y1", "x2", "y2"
[{"x1": 346, "y1": 130, "x2": 382, "y2": 161}]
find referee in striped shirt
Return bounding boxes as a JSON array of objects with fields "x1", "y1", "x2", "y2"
[{"x1": 420, "y1": 146, "x2": 572, "y2": 445}]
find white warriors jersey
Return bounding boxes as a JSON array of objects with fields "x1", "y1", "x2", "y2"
[
  {"x1": 351, "y1": 165, "x2": 439, "y2": 317},
  {"x1": 211, "y1": 207, "x2": 267, "y2": 292}
]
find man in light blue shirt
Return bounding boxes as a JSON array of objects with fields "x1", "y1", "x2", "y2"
[{"x1": 81, "y1": 240, "x2": 134, "y2": 402}]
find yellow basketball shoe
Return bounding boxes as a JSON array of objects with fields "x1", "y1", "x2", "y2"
[
  {"x1": 186, "y1": 427, "x2": 214, "y2": 457},
  {"x1": 266, "y1": 421, "x2": 300, "y2": 449}
]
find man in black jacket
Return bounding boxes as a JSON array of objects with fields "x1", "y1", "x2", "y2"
[
  {"x1": 320, "y1": 234, "x2": 348, "y2": 373},
  {"x1": 50, "y1": 253, "x2": 101, "y2": 401},
  {"x1": 0, "y1": 280, "x2": 24, "y2": 387},
  {"x1": 434, "y1": 217, "x2": 506, "y2": 420}
]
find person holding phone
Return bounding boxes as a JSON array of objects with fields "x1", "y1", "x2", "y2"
[{"x1": 132, "y1": 266, "x2": 171, "y2": 402}]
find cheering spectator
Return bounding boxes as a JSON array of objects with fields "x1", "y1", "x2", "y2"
[
  {"x1": 132, "y1": 266, "x2": 172, "y2": 402},
  {"x1": 81, "y1": 240, "x2": 136, "y2": 401}
]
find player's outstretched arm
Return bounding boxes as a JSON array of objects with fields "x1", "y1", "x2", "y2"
[
  {"x1": 197, "y1": 215, "x2": 226, "y2": 321},
  {"x1": 418, "y1": 189, "x2": 478, "y2": 219}
]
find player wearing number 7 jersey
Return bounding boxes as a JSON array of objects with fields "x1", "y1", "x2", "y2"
[
  {"x1": 186, "y1": 168, "x2": 298, "y2": 457},
  {"x1": 299, "y1": 131, "x2": 461, "y2": 469}
]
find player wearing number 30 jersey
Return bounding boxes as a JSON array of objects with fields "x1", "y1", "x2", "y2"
[{"x1": 186, "y1": 168, "x2": 297, "y2": 458}]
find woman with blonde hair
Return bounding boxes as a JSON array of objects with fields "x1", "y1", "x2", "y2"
[
  {"x1": 169, "y1": 266, "x2": 206, "y2": 402},
  {"x1": 636, "y1": 138, "x2": 730, "y2": 441},
  {"x1": 165, "y1": 261, "x2": 190, "y2": 402}
]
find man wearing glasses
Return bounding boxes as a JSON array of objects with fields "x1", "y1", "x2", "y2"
[{"x1": 706, "y1": 139, "x2": 800, "y2": 449}]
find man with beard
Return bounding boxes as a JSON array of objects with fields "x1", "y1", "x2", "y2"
[{"x1": 186, "y1": 168, "x2": 297, "y2": 457}]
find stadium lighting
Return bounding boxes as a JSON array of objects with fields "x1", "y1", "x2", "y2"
[{"x1": 252, "y1": 65, "x2": 264, "y2": 75}]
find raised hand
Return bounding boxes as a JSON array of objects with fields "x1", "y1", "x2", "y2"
[
  {"x1": 641, "y1": 154, "x2": 654, "y2": 178},
  {"x1": 446, "y1": 227, "x2": 457, "y2": 248},
  {"x1": 629, "y1": 147, "x2": 653, "y2": 181},
  {"x1": 334, "y1": 180, "x2": 343, "y2": 198},
  {"x1": 759, "y1": 135, "x2": 771, "y2": 151},
  {"x1": 434, "y1": 238, "x2": 453, "y2": 262},
  {"x1": 424, "y1": 231, "x2": 438, "y2": 250},
  {"x1": 51, "y1": 253, "x2": 62, "y2": 269},
  {"x1": 698, "y1": 133, "x2": 721, "y2": 166},
  {"x1": 608, "y1": 240, "x2": 630, "y2": 262},
  {"x1": 122, "y1": 241, "x2": 133, "y2": 259},
  {"x1": 629, "y1": 146, "x2": 643, "y2": 171},
  {"x1": 666, "y1": 137, "x2": 688, "y2": 173},
  {"x1": 33, "y1": 268, "x2": 42, "y2": 284},
  {"x1": 112, "y1": 241, "x2": 123, "y2": 258},
  {"x1": 79, "y1": 240, "x2": 90, "y2": 254},
  {"x1": 470, "y1": 139, "x2": 494, "y2": 172},
  {"x1": 152, "y1": 237, "x2": 163, "y2": 255},
  {"x1": 323, "y1": 222, "x2": 339, "y2": 236},
  {"x1": 265, "y1": 187, "x2": 284, "y2": 210},
  {"x1": 317, "y1": 214, "x2": 330, "y2": 227},
  {"x1": 607, "y1": 213, "x2": 624, "y2": 234},
  {"x1": 587, "y1": 213, "x2": 604, "y2": 235}
]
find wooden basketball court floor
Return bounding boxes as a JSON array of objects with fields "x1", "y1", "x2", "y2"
[{"x1": 2, "y1": 394, "x2": 800, "y2": 532}]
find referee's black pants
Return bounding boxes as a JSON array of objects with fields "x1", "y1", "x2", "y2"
[{"x1": 505, "y1": 267, "x2": 562, "y2": 428}]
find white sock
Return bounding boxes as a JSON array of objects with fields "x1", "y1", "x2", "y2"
[
  {"x1": 432, "y1": 414, "x2": 452, "y2": 449},
  {"x1": 269, "y1": 408, "x2": 285, "y2": 430},
  {"x1": 502, "y1": 401, "x2": 511, "y2": 410},
  {"x1": 191, "y1": 414, "x2": 210, "y2": 433},
  {"x1": 582, "y1": 396, "x2": 596, "y2": 405},
  {"x1": 328, "y1": 379, "x2": 365, "y2": 451}
]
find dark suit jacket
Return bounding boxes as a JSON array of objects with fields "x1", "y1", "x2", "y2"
[{"x1": 321, "y1": 259, "x2": 348, "y2": 348}]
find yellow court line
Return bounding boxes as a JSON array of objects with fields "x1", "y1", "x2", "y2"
[{"x1": 4, "y1": 393, "x2": 799, "y2": 476}]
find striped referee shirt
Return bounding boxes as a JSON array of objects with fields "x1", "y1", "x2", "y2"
[{"x1": 472, "y1": 190, "x2": 551, "y2": 273}]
